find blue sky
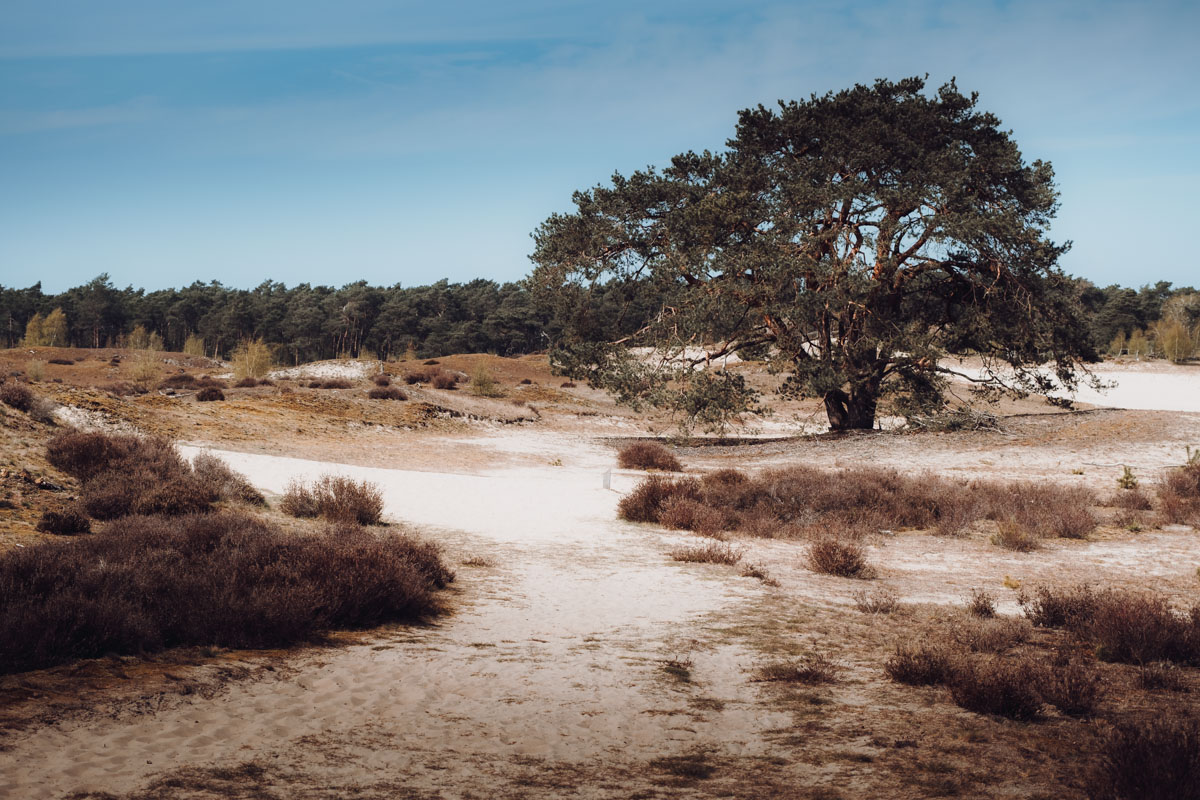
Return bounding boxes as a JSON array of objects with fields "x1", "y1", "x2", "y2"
[{"x1": 1, "y1": 0, "x2": 1197, "y2": 294}]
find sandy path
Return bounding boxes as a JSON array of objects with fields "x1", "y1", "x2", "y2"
[{"x1": 1, "y1": 444, "x2": 787, "y2": 799}]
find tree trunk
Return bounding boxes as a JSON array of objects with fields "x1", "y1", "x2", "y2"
[{"x1": 823, "y1": 386, "x2": 878, "y2": 431}]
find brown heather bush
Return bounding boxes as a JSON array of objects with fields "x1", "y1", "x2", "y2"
[
  {"x1": 101, "y1": 381, "x2": 148, "y2": 396},
  {"x1": 423, "y1": 359, "x2": 439, "y2": 365},
  {"x1": 752, "y1": 652, "x2": 839, "y2": 684},
  {"x1": 281, "y1": 475, "x2": 384, "y2": 525},
  {"x1": 1159, "y1": 459, "x2": 1200, "y2": 526},
  {"x1": 0, "y1": 512, "x2": 453, "y2": 674},
  {"x1": 947, "y1": 657, "x2": 1045, "y2": 721},
  {"x1": 992, "y1": 518, "x2": 1042, "y2": 551},
  {"x1": 966, "y1": 588, "x2": 997, "y2": 618},
  {"x1": 196, "y1": 387, "x2": 225, "y2": 402},
  {"x1": 1111, "y1": 487, "x2": 1154, "y2": 511},
  {"x1": 307, "y1": 380, "x2": 322, "y2": 388},
  {"x1": 560, "y1": 381, "x2": 577, "y2": 388},
  {"x1": 885, "y1": 643, "x2": 957, "y2": 686},
  {"x1": 367, "y1": 385, "x2": 407, "y2": 401},
  {"x1": 618, "y1": 442, "x2": 683, "y2": 472},
  {"x1": 807, "y1": 538, "x2": 875, "y2": 579},
  {"x1": 159, "y1": 373, "x2": 197, "y2": 389},
  {"x1": 659, "y1": 496, "x2": 729, "y2": 536},
  {"x1": 1038, "y1": 659, "x2": 1103, "y2": 717},
  {"x1": 233, "y1": 377, "x2": 260, "y2": 388},
  {"x1": 47, "y1": 431, "x2": 258, "y2": 520},
  {"x1": 431, "y1": 372, "x2": 458, "y2": 390},
  {"x1": 372, "y1": 373, "x2": 392, "y2": 387},
  {"x1": 0, "y1": 380, "x2": 34, "y2": 412},
  {"x1": 35, "y1": 507, "x2": 91, "y2": 535},
  {"x1": 1088, "y1": 715, "x2": 1200, "y2": 800},
  {"x1": 194, "y1": 376, "x2": 227, "y2": 390},
  {"x1": 1139, "y1": 661, "x2": 1189, "y2": 691},
  {"x1": 950, "y1": 616, "x2": 1031, "y2": 653},
  {"x1": 670, "y1": 540, "x2": 743, "y2": 565},
  {"x1": 318, "y1": 378, "x2": 353, "y2": 390},
  {"x1": 47, "y1": 358, "x2": 73, "y2": 366},
  {"x1": 854, "y1": 587, "x2": 899, "y2": 614},
  {"x1": 191, "y1": 453, "x2": 265, "y2": 506},
  {"x1": 1022, "y1": 585, "x2": 1200, "y2": 666}
]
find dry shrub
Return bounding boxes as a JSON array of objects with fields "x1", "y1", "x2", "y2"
[
  {"x1": 1159, "y1": 460, "x2": 1200, "y2": 526},
  {"x1": 947, "y1": 657, "x2": 1044, "y2": 721},
  {"x1": 101, "y1": 381, "x2": 147, "y2": 396},
  {"x1": 431, "y1": 372, "x2": 458, "y2": 390},
  {"x1": 1021, "y1": 584, "x2": 1099, "y2": 628},
  {"x1": 981, "y1": 482, "x2": 1097, "y2": 539},
  {"x1": 670, "y1": 540, "x2": 743, "y2": 565},
  {"x1": 0, "y1": 512, "x2": 452, "y2": 674},
  {"x1": 367, "y1": 386, "x2": 407, "y2": 401},
  {"x1": 1139, "y1": 661, "x2": 1189, "y2": 691},
  {"x1": 192, "y1": 453, "x2": 265, "y2": 506},
  {"x1": 659, "y1": 497, "x2": 728, "y2": 536},
  {"x1": 560, "y1": 381, "x2": 577, "y2": 388},
  {"x1": 1111, "y1": 488, "x2": 1154, "y2": 511},
  {"x1": 47, "y1": 358, "x2": 73, "y2": 366},
  {"x1": 1088, "y1": 715, "x2": 1200, "y2": 800},
  {"x1": 1023, "y1": 585, "x2": 1200, "y2": 666},
  {"x1": 807, "y1": 538, "x2": 875, "y2": 579},
  {"x1": 195, "y1": 376, "x2": 227, "y2": 389},
  {"x1": 739, "y1": 563, "x2": 779, "y2": 586},
  {"x1": 752, "y1": 653, "x2": 839, "y2": 684},
  {"x1": 992, "y1": 518, "x2": 1041, "y2": 551},
  {"x1": 159, "y1": 373, "x2": 197, "y2": 389},
  {"x1": 280, "y1": 475, "x2": 384, "y2": 525},
  {"x1": 854, "y1": 587, "x2": 899, "y2": 614},
  {"x1": 233, "y1": 377, "x2": 260, "y2": 388},
  {"x1": 423, "y1": 359, "x2": 439, "y2": 365},
  {"x1": 951, "y1": 617, "x2": 1031, "y2": 653},
  {"x1": 35, "y1": 507, "x2": 91, "y2": 535},
  {"x1": 196, "y1": 387, "x2": 225, "y2": 402},
  {"x1": 0, "y1": 381, "x2": 34, "y2": 412},
  {"x1": 618, "y1": 475, "x2": 700, "y2": 523},
  {"x1": 1037, "y1": 659, "x2": 1103, "y2": 716},
  {"x1": 319, "y1": 378, "x2": 353, "y2": 390},
  {"x1": 885, "y1": 644, "x2": 957, "y2": 686},
  {"x1": 372, "y1": 373, "x2": 391, "y2": 387},
  {"x1": 307, "y1": 380, "x2": 322, "y2": 388},
  {"x1": 966, "y1": 589, "x2": 997, "y2": 618},
  {"x1": 47, "y1": 431, "x2": 225, "y2": 519},
  {"x1": 618, "y1": 442, "x2": 683, "y2": 472}
]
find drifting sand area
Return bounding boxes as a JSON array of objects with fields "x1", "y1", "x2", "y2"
[{"x1": 5, "y1": 410, "x2": 1200, "y2": 798}]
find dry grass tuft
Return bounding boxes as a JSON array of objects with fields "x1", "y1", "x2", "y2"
[
  {"x1": 1159, "y1": 457, "x2": 1200, "y2": 526},
  {"x1": 739, "y1": 563, "x2": 780, "y2": 586},
  {"x1": 854, "y1": 587, "x2": 899, "y2": 614},
  {"x1": 966, "y1": 588, "x2": 997, "y2": 618},
  {"x1": 752, "y1": 653, "x2": 839, "y2": 684},
  {"x1": 618, "y1": 441, "x2": 683, "y2": 472},
  {"x1": 670, "y1": 540, "x2": 743, "y2": 565}
]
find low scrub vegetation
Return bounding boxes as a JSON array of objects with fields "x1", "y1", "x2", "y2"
[
  {"x1": 196, "y1": 387, "x2": 225, "y2": 401},
  {"x1": 34, "y1": 507, "x2": 91, "y2": 535},
  {"x1": 617, "y1": 465, "x2": 1098, "y2": 543},
  {"x1": 1158, "y1": 452, "x2": 1200, "y2": 526},
  {"x1": 367, "y1": 386, "x2": 407, "y2": 400},
  {"x1": 617, "y1": 442, "x2": 683, "y2": 472},
  {"x1": 1021, "y1": 585, "x2": 1200, "y2": 665},
  {"x1": 0, "y1": 512, "x2": 453, "y2": 674},
  {"x1": 372, "y1": 373, "x2": 392, "y2": 387},
  {"x1": 0, "y1": 380, "x2": 34, "y2": 411},
  {"x1": 159, "y1": 373, "x2": 197, "y2": 389},
  {"x1": 752, "y1": 652, "x2": 839, "y2": 684},
  {"x1": 670, "y1": 540, "x2": 743, "y2": 565},
  {"x1": 886, "y1": 635, "x2": 1103, "y2": 720},
  {"x1": 280, "y1": 474, "x2": 385, "y2": 525},
  {"x1": 46, "y1": 431, "x2": 261, "y2": 520},
  {"x1": 807, "y1": 538, "x2": 875, "y2": 579},
  {"x1": 1088, "y1": 715, "x2": 1200, "y2": 800}
]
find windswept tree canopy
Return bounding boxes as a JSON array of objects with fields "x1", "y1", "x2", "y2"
[{"x1": 529, "y1": 77, "x2": 1099, "y2": 431}]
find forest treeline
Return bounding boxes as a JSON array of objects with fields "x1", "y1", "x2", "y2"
[
  {"x1": 1, "y1": 274, "x2": 1197, "y2": 363},
  {"x1": 0, "y1": 274, "x2": 659, "y2": 363}
]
